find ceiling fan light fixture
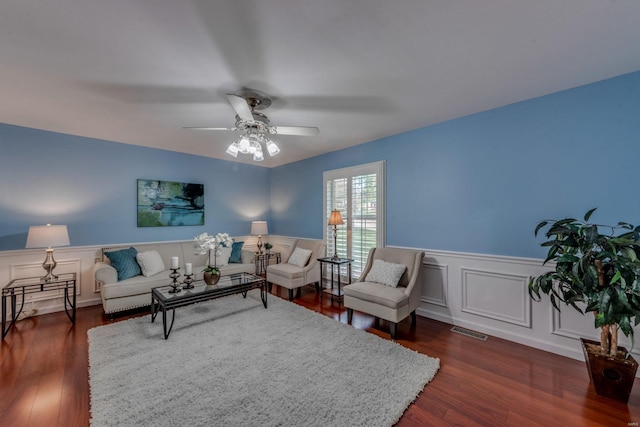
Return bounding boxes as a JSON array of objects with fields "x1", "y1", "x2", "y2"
[
  {"x1": 226, "y1": 141, "x2": 239, "y2": 157},
  {"x1": 237, "y1": 135, "x2": 251, "y2": 154},
  {"x1": 253, "y1": 145, "x2": 264, "y2": 161},
  {"x1": 265, "y1": 139, "x2": 280, "y2": 156}
]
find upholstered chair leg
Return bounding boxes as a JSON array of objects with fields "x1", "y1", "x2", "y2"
[
  {"x1": 268, "y1": 282, "x2": 273, "y2": 293},
  {"x1": 296, "y1": 288, "x2": 301, "y2": 298},
  {"x1": 288, "y1": 289, "x2": 294, "y2": 301},
  {"x1": 390, "y1": 322, "x2": 398, "y2": 340},
  {"x1": 347, "y1": 308, "x2": 353, "y2": 324},
  {"x1": 314, "y1": 281, "x2": 320, "y2": 292},
  {"x1": 411, "y1": 310, "x2": 417, "y2": 327},
  {"x1": 374, "y1": 317, "x2": 380, "y2": 327}
]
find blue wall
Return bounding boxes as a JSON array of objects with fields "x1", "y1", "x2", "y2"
[
  {"x1": 271, "y1": 71, "x2": 640, "y2": 259},
  {"x1": 2, "y1": 71, "x2": 639, "y2": 257},
  {"x1": 0, "y1": 125, "x2": 271, "y2": 250}
]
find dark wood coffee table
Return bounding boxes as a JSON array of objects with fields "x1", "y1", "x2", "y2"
[{"x1": 151, "y1": 272, "x2": 267, "y2": 339}]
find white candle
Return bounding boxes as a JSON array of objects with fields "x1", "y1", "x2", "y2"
[
  {"x1": 185, "y1": 263, "x2": 192, "y2": 275},
  {"x1": 171, "y1": 257, "x2": 179, "y2": 269}
]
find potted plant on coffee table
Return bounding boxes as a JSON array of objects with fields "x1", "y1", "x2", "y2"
[
  {"x1": 529, "y1": 208, "x2": 640, "y2": 402},
  {"x1": 194, "y1": 232, "x2": 233, "y2": 286}
]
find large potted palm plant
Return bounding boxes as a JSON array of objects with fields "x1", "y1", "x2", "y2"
[{"x1": 529, "y1": 208, "x2": 640, "y2": 402}]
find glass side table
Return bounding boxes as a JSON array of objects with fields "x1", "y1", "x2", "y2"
[
  {"x1": 317, "y1": 257, "x2": 353, "y2": 305},
  {"x1": 254, "y1": 252, "x2": 281, "y2": 277},
  {"x1": 2, "y1": 273, "x2": 77, "y2": 340}
]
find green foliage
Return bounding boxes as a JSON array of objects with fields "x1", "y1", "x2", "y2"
[{"x1": 529, "y1": 209, "x2": 640, "y2": 348}]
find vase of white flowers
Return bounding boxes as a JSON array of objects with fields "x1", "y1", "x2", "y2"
[{"x1": 194, "y1": 232, "x2": 233, "y2": 286}]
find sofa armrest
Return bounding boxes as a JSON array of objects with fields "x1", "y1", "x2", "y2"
[{"x1": 94, "y1": 262, "x2": 117, "y2": 285}]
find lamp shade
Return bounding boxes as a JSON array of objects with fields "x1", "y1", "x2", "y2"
[
  {"x1": 26, "y1": 224, "x2": 70, "y2": 248},
  {"x1": 328, "y1": 210, "x2": 344, "y2": 226},
  {"x1": 251, "y1": 221, "x2": 268, "y2": 236}
]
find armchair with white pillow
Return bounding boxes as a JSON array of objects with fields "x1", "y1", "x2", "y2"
[
  {"x1": 343, "y1": 247, "x2": 425, "y2": 339},
  {"x1": 266, "y1": 239, "x2": 326, "y2": 301}
]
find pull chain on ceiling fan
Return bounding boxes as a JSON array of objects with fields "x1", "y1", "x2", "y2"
[{"x1": 183, "y1": 89, "x2": 319, "y2": 161}]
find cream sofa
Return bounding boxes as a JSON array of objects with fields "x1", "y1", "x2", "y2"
[{"x1": 94, "y1": 241, "x2": 255, "y2": 315}]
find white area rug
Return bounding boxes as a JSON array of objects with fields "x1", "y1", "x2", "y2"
[{"x1": 88, "y1": 291, "x2": 440, "y2": 427}]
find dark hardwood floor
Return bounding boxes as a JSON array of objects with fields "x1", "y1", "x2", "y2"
[{"x1": 1, "y1": 285, "x2": 639, "y2": 426}]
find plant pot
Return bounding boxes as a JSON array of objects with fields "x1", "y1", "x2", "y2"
[
  {"x1": 581, "y1": 338, "x2": 638, "y2": 403},
  {"x1": 203, "y1": 271, "x2": 220, "y2": 286}
]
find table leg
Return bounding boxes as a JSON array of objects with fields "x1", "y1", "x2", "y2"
[
  {"x1": 162, "y1": 307, "x2": 176, "y2": 340},
  {"x1": 14, "y1": 290, "x2": 24, "y2": 323},
  {"x1": 337, "y1": 266, "x2": 342, "y2": 305},
  {"x1": 319, "y1": 262, "x2": 324, "y2": 301},
  {"x1": 1, "y1": 294, "x2": 6, "y2": 340},
  {"x1": 261, "y1": 280, "x2": 268, "y2": 308},
  {"x1": 63, "y1": 283, "x2": 75, "y2": 323},
  {"x1": 72, "y1": 281, "x2": 76, "y2": 323},
  {"x1": 151, "y1": 295, "x2": 157, "y2": 322}
]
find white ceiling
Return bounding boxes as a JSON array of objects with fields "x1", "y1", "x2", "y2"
[{"x1": 2, "y1": 0, "x2": 640, "y2": 167}]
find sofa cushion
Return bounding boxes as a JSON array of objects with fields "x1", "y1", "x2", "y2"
[
  {"x1": 365, "y1": 259, "x2": 406, "y2": 288},
  {"x1": 229, "y1": 241, "x2": 244, "y2": 263},
  {"x1": 343, "y1": 281, "x2": 409, "y2": 309},
  {"x1": 136, "y1": 250, "x2": 165, "y2": 277},
  {"x1": 216, "y1": 247, "x2": 232, "y2": 266},
  {"x1": 288, "y1": 247, "x2": 312, "y2": 267},
  {"x1": 104, "y1": 247, "x2": 141, "y2": 281}
]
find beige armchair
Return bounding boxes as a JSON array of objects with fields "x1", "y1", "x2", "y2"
[
  {"x1": 343, "y1": 247, "x2": 425, "y2": 339},
  {"x1": 266, "y1": 239, "x2": 326, "y2": 301}
]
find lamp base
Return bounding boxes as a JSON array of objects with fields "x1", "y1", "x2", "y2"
[
  {"x1": 41, "y1": 248, "x2": 58, "y2": 282},
  {"x1": 332, "y1": 225, "x2": 340, "y2": 261},
  {"x1": 256, "y1": 235, "x2": 263, "y2": 255}
]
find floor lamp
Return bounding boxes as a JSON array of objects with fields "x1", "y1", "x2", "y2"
[{"x1": 328, "y1": 210, "x2": 344, "y2": 261}]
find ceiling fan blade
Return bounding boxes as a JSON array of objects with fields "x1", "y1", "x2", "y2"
[
  {"x1": 182, "y1": 127, "x2": 237, "y2": 131},
  {"x1": 226, "y1": 94, "x2": 253, "y2": 121},
  {"x1": 272, "y1": 126, "x2": 319, "y2": 136}
]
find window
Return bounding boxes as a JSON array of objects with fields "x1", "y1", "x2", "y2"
[{"x1": 323, "y1": 161, "x2": 385, "y2": 279}]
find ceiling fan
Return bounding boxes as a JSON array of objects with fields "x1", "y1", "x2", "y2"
[{"x1": 183, "y1": 89, "x2": 319, "y2": 161}]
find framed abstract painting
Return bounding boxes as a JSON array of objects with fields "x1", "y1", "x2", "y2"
[{"x1": 137, "y1": 179, "x2": 204, "y2": 227}]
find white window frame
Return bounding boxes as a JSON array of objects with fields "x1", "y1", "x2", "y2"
[{"x1": 323, "y1": 161, "x2": 386, "y2": 280}]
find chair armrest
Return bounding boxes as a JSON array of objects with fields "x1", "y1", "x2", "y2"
[{"x1": 94, "y1": 262, "x2": 117, "y2": 285}]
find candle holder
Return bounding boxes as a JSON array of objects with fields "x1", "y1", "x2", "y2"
[
  {"x1": 182, "y1": 273, "x2": 194, "y2": 289},
  {"x1": 168, "y1": 268, "x2": 182, "y2": 293}
]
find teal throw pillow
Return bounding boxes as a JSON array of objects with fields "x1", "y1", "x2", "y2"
[
  {"x1": 105, "y1": 247, "x2": 141, "y2": 281},
  {"x1": 229, "y1": 241, "x2": 244, "y2": 263}
]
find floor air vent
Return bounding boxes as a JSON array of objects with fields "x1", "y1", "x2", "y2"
[{"x1": 450, "y1": 326, "x2": 488, "y2": 341}]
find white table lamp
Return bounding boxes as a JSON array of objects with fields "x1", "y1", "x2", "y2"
[
  {"x1": 251, "y1": 221, "x2": 268, "y2": 254},
  {"x1": 26, "y1": 224, "x2": 70, "y2": 282}
]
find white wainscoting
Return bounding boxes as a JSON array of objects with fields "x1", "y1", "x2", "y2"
[
  {"x1": 0, "y1": 235, "x2": 292, "y2": 322},
  {"x1": 416, "y1": 247, "x2": 640, "y2": 372},
  {"x1": 2, "y1": 238, "x2": 636, "y2": 375}
]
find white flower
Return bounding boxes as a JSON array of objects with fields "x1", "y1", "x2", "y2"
[{"x1": 194, "y1": 232, "x2": 233, "y2": 260}]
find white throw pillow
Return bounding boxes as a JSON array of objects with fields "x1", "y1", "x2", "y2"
[
  {"x1": 365, "y1": 259, "x2": 406, "y2": 287},
  {"x1": 288, "y1": 247, "x2": 313, "y2": 268},
  {"x1": 136, "y1": 251, "x2": 165, "y2": 277},
  {"x1": 215, "y1": 247, "x2": 233, "y2": 266}
]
